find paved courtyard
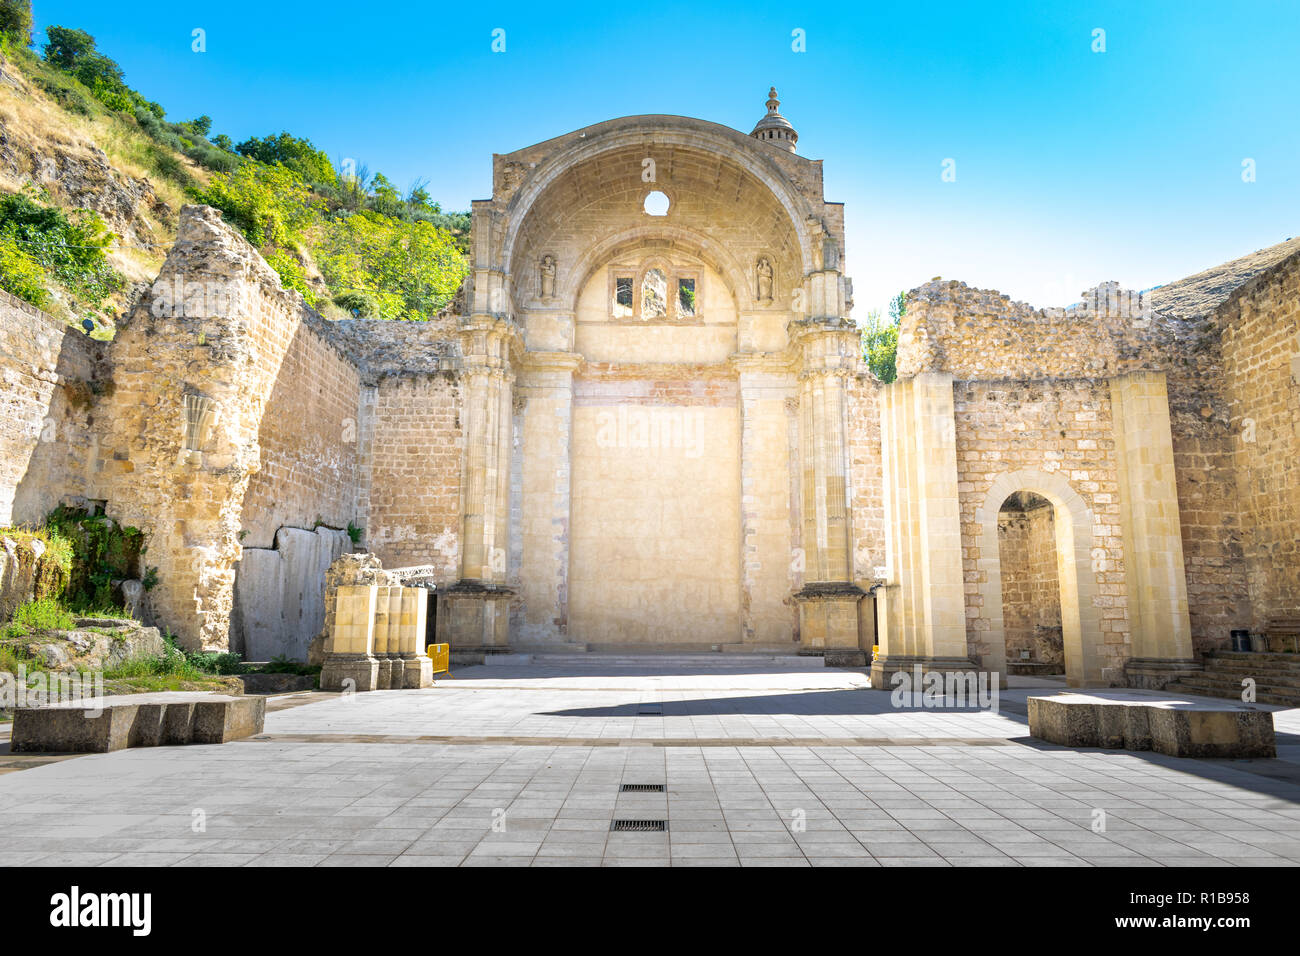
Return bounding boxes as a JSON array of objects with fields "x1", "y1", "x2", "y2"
[{"x1": 1, "y1": 660, "x2": 1298, "y2": 867}]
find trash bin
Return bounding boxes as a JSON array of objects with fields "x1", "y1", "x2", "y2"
[{"x1": 1230, "y1": 629, "x2": 1251, "y2": 652}]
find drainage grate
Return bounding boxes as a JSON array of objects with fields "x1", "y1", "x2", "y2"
[
  {"x1": 637, "y1": 705, "x2": 663, "y2": 715},
  {"x1": 619, "y1": 783, "x2": 666, "y2": 793},
  {"x1": 611, "y1": 819, "x2": 667, "y2": 832}
]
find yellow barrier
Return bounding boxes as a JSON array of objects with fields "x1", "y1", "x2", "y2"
[{"x1": 426, "y1": 643, "x2": 452, "y2": 681}]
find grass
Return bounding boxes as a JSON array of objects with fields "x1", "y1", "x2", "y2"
[{"x1": 0, "y1": 525, "x2": 74, "y2": 579}]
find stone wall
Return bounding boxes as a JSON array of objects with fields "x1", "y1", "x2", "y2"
[
  {"x1": 569, "y1": 366, "x2": 741, "y2": 647},
  {"x1": 1216, "y1": 254, "x2": 1300, "y2": 631},
  {"x1": 0, "y1": 291, "x2": 104, "y2": 527},
  {"x1": 902, "y1": 277, "x2": 1240, "y2": 662},
  {"x1": 362, "y1": 374, "x2": 463, "y2": 579},
  {"x1": 232, "y1": 526, "x2": 352, "y2": 660},
  {"x1": 237, "y1": 313, "x2": 363, "y2": 550},
  {"x1": 847, "y1": 373, "x2": 884, "y2": 644},
  {"x1": 953, "y1": 379, "x2": 1130, "y2": 679}
]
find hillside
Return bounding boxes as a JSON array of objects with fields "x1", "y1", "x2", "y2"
[{"x1": 0, "y1": 4, "x2": 469, "y2": 337}]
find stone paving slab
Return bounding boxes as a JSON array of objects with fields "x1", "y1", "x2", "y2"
[
  {"x1": 0, "y1": 664, "x2": 1296, "y2": 867},
  {"x1": 0, "y1": 738, "x2": 1297, "y2": 867}
]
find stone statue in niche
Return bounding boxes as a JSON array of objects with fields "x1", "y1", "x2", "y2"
[
  {"x1": 539, "y1": 255, "x2": 556, "y2": 300},
  {"x1": 756, "y1": 257, "x2": 773, "y2": 304}
]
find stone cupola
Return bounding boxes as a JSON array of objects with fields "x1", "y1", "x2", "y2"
[{"x1": 749, "y1": 86, "x2": 798, "y2": 153}]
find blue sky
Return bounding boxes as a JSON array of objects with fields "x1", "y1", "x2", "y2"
[{"x1": 32, "y1": 0, "x2": 1300, "y2": 318}]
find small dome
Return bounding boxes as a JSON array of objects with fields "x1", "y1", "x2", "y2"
[{"x1": 750, "y1": 87, "x2": 798, "y2": 152}]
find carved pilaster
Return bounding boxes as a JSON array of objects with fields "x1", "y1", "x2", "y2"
[{"x1": 449, "y1": 315, "x2": 523, "y2": 648}]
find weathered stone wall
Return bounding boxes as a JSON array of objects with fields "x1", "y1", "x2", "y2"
[
  {"x1": 362, "y1": 374, "x2": 462, "y2": 579},
  {"x1": 569, "y1": 366, "x2": 741, "y2": 647},
  {"x1": 847, "y1": 373, "x2": 884, "y2": 644},
  {"x1": 902, "y1": 277, "x2": 1247, "y2": 660},
  {"x1": 0, "y1": 291, "x2": 104, "y2": 527},
  {"x1": 232, "y1": 525, "x2": 352, "y2": 660},
  {"x1": 953, "y1": 379, "x2": 1129, "y2": 677},
  {"x1": 93, "y1": 207, "x2": 291, "y2": 648},
  {"x1": 847, "y1": 374, "x2": 885, "y2": 580},
  {"x1": 237, "y1": 314, "x2": 362, "y2": 550},
  {"x1": 1216, "y1": 254, "x2": 1300, "y2": 631}
]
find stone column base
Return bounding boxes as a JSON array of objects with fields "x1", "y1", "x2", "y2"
[
  {"x1": 870, "y1": 654, "x2": 992, "y2": 691},
  {"x1": 402, "y1": 656, "x2": 433, "y2": 689},
  {"x1": 436, "y1": 582, "x2": 515, "y2": 649},
  {"x1": 1124, "y1": 657, "x2": 1203, "y2": 691},
  {"x1": 794, "y1": 583, "x2": 865, "y2": 661},
  {"x1": 376, "y1": 656, "x2": 402, "y2": 690},
  {"x1": 320, "y1": 654, "x2": 380, "y2": 692}
]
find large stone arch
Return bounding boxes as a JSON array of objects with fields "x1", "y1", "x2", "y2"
[
  {"x1": 499, "y1": 117, "x2": 818, "y2": 277},
  {"x1": 974, "y1": 469, "x2": 1106, "y2": 686}
]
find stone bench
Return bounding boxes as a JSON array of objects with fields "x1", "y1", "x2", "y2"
[
  {"x1": 1027, "y1": 692, "x2": 1275, "y2": 758},
  {"x1": 11, "y1": 692, "x2": 265, "y2": 753}
]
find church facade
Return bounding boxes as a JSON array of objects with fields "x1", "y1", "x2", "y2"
[{"x1": 3, "y1": 90, "x2": 1297, "y2": 688}]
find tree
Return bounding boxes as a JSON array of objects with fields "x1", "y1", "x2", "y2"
[
  {"x1": 862, "y1": 291, "x2": 905, "y2": 383},
  {"x1": 42, "y1": 25, "x2": 96, "y2": 69},
  {"x1": 195, "y1": 162, "x2": 318, "y2": 248},
  {"x1": 184, "y1": 115, "x2": 212, "y2": 137},
  {"x1": 235, "y1": 132, "x2": 336, "y2": 188},
  {"x1": 368, "y1": 173, "x2": 404, "y2": 218},
  {"x1": 0, "y1": 0, "x2": 33, "y2": 45},
  {"x1": 315, "y1": 210, "x2": 467, "y2": 319}
]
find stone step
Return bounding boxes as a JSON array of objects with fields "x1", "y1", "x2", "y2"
[
  {"x1": 1164, "y1": 679, "x2": 1300, "y2": 708},
  {"x1": 1176, "y1": 671, "x2": 1300, "y2": 694},
  {"x1": 1173, "y1": 677, "x2": 1300, "y2": 701},
  {"x1": 1207, "y1": 651, "x2": 1300, "y2": 668},
  {"x1": 1198, "y1": 665, "x2": 1300, "y2": 689},
  {"x1": 497, "y1": 653, "x2": 826, "y2": 669}
]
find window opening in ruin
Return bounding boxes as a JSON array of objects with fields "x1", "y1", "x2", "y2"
[
  {"x1": 642, "y1": 268, "x2": 668, "y2": 318},
  {"x1": 643, "y1": 190, "x2": 670, "y2": 216},
  {"x1": 678, "y1": 277, "x2": 696, "y2": 316},
  {"x1": 615, "y1": 276, "x2": 634, "y2": 317}
]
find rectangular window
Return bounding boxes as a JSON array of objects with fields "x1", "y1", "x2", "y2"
[
  {"x1": 677, "y1": 278, "x2": 696, "y2": 316},
  {"x1": 614, "y1": 276, "x2": 633, "y2": 317}
]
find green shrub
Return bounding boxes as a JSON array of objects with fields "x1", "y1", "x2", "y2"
[
  {"x1": 29, "y1": 69, "x2": 94, "y2": 115},
  {"x1": 256, "y1": 655, "x2": 318, "y2": 676},
  {"x1": 44, "y1": 505, "x2": 144, "y2": 611},
  {"x1": 0, "y1": 192, "x2": 123, "y2": 309},
  {"x1": 333, "y1": 290, "x2": 379, "y2": 317},
  {"x1": 235, "y1": 131, "x2": 336, "y2": 189},
  {"x1": 0, "y1": 233, "x2": 49, "y2": 305},
  {"x1": 0, "y1": 0, "x2": 33, "y2": 45},
  {"x1": 196, "y1": 162, "x2": 318, "y2": 248},
  {"x1": 104, "y1": 634, "x2": 206, "y2": 681},
  {"x1": 184, "y1": 649, "x2": 244, "y2": 675},
  {"x1": 143, "y1": 144, "x2": 194, "y2": 190},
  {"x1": 12, "y1": 598, "x2": 74, "y2": 632},
  {"x1": 315, "y1": 210, "x2": 467, "y2": 319}
]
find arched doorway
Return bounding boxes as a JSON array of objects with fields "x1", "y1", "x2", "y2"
[
  {"x1": 996, "y1": 492, "x2": 1064, "y2": 675},
  {"x1": 975, "y1": 470, "x2": 1105, "y2": 686}
]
